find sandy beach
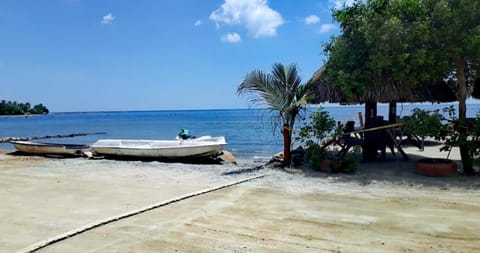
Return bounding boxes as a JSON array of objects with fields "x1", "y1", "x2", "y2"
[{"x1": 1, "y1": 144, "x2": 480, "y2": 253}]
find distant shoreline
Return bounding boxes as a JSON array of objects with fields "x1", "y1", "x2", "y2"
[
  {"x1": 0, "y1": 114, "x2": 42, "y2": 119},
  {"x1": 19, "y1": 101, "x2": 479, "y2": 114}
]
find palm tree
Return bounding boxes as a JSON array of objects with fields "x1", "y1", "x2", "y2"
[{"x1": 237, "y1": 63, "x2": 315, "y2": 167}]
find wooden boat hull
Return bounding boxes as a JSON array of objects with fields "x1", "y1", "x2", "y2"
[
  {"x1": 10, "y1": 141, "x2": 90, "y2": 156},
  {"x1": 91, "y1": 136, "x2": 227, "y2": 159}
]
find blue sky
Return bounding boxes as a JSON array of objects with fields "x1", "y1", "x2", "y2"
[{"x1": 0, "y1": 0, "x2": 351, "y2": 112}]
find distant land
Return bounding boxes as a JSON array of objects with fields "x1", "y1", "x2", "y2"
[{"x1": 0, "y1": 100, "x2": 49, "y2": 115}]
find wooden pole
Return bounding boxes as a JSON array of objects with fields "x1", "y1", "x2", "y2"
[
  {"x1": 358, "y1": 112, "x2": 364, "y2": 128},
  {"x1": 388, "y1": 101, "x2": 397, "y2": 123},
  {"x1": 363, "y1": 101, "x2": 378, "y2": 161}
]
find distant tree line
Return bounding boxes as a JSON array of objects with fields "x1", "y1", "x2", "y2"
[{"x1": 0, "y1": 100, "x2": 49, "y2": 115}]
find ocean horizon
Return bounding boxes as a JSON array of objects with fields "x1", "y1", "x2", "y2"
[{"x1": 2, "y1": 103, "x2": 480, "y2": 158}]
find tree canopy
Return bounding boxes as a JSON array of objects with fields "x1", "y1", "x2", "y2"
[
  {"x1": 322, "y1": 0, "x2": 480, "y2": 108},
  {"x1": 0, "y1": 100, "x2": 49, "y2": 115}
]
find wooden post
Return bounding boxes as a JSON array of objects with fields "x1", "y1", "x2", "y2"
[
  {"x1": 363, "y1": 101, "x2": 378, "y2": 161},
  {"x1": 358, "y1": 112, "x2": 364, "y2": 129},
  {"x1": 388, "y1": 101, "x2": 397, "y2": 123}
]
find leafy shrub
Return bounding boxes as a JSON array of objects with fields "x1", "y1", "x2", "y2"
[{"x1": 297, "y1": 107, "x2": 358, "y2": 172}]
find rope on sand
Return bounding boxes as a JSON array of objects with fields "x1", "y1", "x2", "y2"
[{"x1": 18, "y1": 174, "x2": 266, "y2": 253}]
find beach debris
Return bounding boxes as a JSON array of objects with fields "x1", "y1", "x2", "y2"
[
  {"x1": 216, "y1": 150, "x2": 237, "y2": 164},
  {"x1": 0, "y1": 132, "x2": 107, "y2": 143},
  {"x1": 264, "y1": 147, "x2": 305, "y2": 169},
  {"x1": 265, "y1": 152, "x2": 284, "y2": 169},
  {"x1": 82, "y1": 151, "x2": 94, "y2": 158}
]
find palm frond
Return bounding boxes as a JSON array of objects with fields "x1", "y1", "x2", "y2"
[
  {"x1": 237, "y1": 70, "x2": 286, "y2": 112},
  {"x1": 238, "y1": 63, "x2": 313, "y2": 126}
]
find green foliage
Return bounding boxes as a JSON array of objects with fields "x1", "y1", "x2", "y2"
[
  {"x1": 404, "y1": 106, "x2": 480, "y2": 169},
  {"x1": 237, "y1": 63, "x2": 315, "y2": 131},
  {"x1": 323, "y1": 0, "x2": 480, "y2": 173},
  {"x1": 297, "y1": 108, "x2": 336, "y2": 167},
  {"x1": 30, "y1": 104, "x2": 49, "y2": 114},
  {"x1": 297, "y1": 108, "x2": 337, "y2": 143},
  {"x1": 296, "y1": 108, "x2": 358, "y2": 173},
  {"x1": 237, "y1": 63, "x2": 315, "y2": 166},
  {"x1": 403, "y1": 108, "x2": 444, "y2": 140},
  {"x1": 303, "y1": 140, "x2": 325, "y2": 170},
  {"x1": 0, "y1": 100, "x2": 49, "y2": 115},
  {"x1": 323, "y1": 0, "x2": 480, "y2": 103},
  {"x1": 440, "y1": 108, "x2": 480, "y2": 167}
]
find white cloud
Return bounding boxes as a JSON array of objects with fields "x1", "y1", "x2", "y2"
[
  {"x1": 221, "y1": 32, "x2": 242, "y2": 43},
  {"x1": 194, "y1": 19, "x2": 202, "y2": 27},
  {"x1": 330, "y1": 0, "x2": 356, "y2": 9},
  {"x1": 319, "y1": 23, "x2": 336, "y2": 33},
  {"x1": 210, "y1": 0, "x2": 284, "y2": 38},
  {"x1": 304, "y1": 15, "x2": 320, "y2": 25},
  {"x1": 101, "y1": 13, "x2": 115, "y2": 25}
]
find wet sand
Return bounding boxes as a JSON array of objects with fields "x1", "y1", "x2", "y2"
[{"x1": 1, "y1": 145, "x2": 480, "y2": 253}]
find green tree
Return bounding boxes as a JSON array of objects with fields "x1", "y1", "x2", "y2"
[
  {"x1": 30, "y1": 103, "x2": 49, "y2": 114},
  {"x1": 237, "y1": 63, "x2": 315, "y2": 167},
  {"x1": 322, "y1": 0, "x2": 480, "y2": 173},
  {"x1": 428, "y1": 0, "x2": 480, "y2": 174},
  {"x1": 0, "y1": 100, "x2": 49, "y2": 115}
]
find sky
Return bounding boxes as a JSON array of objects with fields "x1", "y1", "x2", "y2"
[{"x1": 0, "y1": 0, "x2": 354, "y2": 112}]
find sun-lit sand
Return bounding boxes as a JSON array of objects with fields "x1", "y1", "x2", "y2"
[{"x1": 1, "y1": 143, "x2": 480, "y2": 253}]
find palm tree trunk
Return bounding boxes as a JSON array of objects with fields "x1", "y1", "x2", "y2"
[{"x1": 282, "y1": 124, "x2": 291, "y2": 167}]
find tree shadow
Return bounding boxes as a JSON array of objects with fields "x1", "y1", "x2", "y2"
[{"x1": 297, "y1": 152, "x2": 480, "y2": 190}]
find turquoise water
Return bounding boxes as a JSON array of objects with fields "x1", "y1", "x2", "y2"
[{"x1": 1, "y1": 103, "x2": 480, "y2": 158}]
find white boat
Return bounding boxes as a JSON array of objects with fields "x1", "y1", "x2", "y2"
[
  {"x1": 91, "y1": 136, "x2": 227, "y2": 159},
  {"x1": 10, "y1": 141, "x2": 90, "y2": 156}
]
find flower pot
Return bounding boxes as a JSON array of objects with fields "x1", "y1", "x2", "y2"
[{"x1": 415, "y1": 158, "x2": 457, "y2": 177}]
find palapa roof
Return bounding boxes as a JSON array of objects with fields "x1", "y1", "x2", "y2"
[{"x1": 309, "y1": 67, "x2": 458, "y2": 104}]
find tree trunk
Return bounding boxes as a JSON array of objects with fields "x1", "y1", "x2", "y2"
[
  {"x1": 455, "y1": 57, "x2": 474, "y2": 174},
  {"x1": 282, "y1": 124, "x2": 291, "y2": 167}
]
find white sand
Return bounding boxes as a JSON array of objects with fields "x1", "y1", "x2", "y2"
[{"x1": 1, "y1": 144, "x2": 479, "y2": 253}]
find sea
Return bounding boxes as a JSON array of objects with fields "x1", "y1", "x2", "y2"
[{"x1": 2, "y1": 103, "x2": 480, "y2": 158}]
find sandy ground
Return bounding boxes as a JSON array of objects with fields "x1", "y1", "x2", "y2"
[{"x1": 1, "y1": 144, "x2": 480, "y2": 253}]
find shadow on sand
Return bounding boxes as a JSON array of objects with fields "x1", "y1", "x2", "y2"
[
  {"x1": 7, "y1": 151, "x2": 224, "y2": 165},
  {"x1": 280, "y1": 139, "x2": 480, "y2": 190}
]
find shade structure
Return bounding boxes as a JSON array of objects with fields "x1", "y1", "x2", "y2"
[{"x1": 309, "y1": 67, "x2": 458, "y2": 105}]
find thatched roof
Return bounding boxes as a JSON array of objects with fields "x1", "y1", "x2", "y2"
[{"x1": 309, "y1": 67, "x2": 458, "y2": 104}]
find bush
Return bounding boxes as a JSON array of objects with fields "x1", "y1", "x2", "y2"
[{"x1": 297, "y1": 107, "x2": 358, "y2": 172}]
